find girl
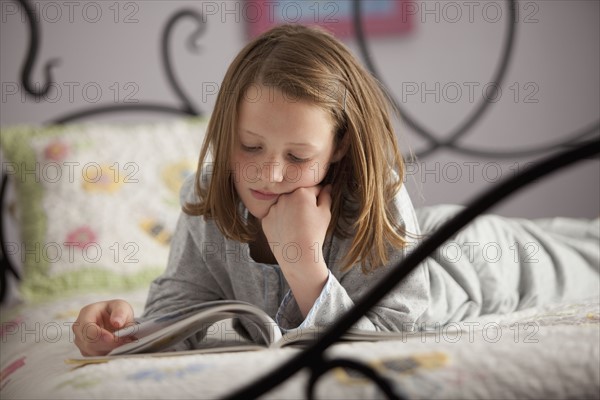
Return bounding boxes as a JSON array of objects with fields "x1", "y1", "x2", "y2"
[
  {"x1": 74, "y1": 24, "x2": 599, "y2": 356},
  {"x1": 74, "y1": 23, "x2": 428, "y2": 356}
]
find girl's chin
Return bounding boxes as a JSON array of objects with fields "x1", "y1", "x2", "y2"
[{"x1": 246, "y1": 207, "x2": 269, "y2": 221}]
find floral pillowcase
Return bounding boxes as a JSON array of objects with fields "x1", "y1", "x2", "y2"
[{"x1": 0, "y1": 118, "x2": 207, "y2": 302}]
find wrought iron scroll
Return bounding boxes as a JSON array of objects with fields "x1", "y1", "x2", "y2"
[
  {"x1": 14, "y1": 0, "x2": 204, "y2": 124},
  {"x1": 0, "y1": 174, "x2": 21, "y2": 303},
  {"x1": 17, "y1": 0, "x2": 60, "y2": 98},
  {"x1": 352, "y1": 0, "x2": 599, "y2": 160}
]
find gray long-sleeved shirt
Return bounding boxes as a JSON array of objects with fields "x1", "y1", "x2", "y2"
[
  {"x1": 142, "y1": 175, "x2": 429, "y2": 339},
  {"x1": 141, "y1": 173, "x2": 600, "y2": 349}
]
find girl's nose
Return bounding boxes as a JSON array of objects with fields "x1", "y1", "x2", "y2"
[{"x1": 261, "y1": 160, "x2": 284, "y2": 183}]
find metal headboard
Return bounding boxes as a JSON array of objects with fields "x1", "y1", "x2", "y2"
[{"x1": 15, "y1": 0, "x2": 598, "y2": 152}]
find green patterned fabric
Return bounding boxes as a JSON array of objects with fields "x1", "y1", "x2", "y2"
[{"x1": 0, "y1": 119, "x2": 207, "y2": 302}]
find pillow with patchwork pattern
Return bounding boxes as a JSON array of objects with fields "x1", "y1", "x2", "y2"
[{"x1": 0, "y1": 118, "x2": 207, "y2": 302}]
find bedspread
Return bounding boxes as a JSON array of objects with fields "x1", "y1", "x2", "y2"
[
  {"x1": 416, "y1": 205, "x2": 600, "y2": 326},
  {"x1": 2, "y1": 206, "x2": 600, "y2": 399},
  {"x1": 1, "y1": 288, "x2": 599, "y2": 399}
]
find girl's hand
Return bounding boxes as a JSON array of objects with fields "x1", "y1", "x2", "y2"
[
  {"x1": 73, "y1": 300, "x2": 135, "y2": 356},
  {"x1": 261, "y1": 185, "x2": 332, "y2": 316},
  {"x1": 262, "y1": 184, "x2": 332, "y2": 266}
]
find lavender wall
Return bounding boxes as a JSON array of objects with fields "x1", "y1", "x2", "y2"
[{"x1": 1, "y1": 0, "x2": 598, "y2": 218}]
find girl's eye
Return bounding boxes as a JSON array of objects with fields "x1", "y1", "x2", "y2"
[
  {"x1": 241, "y1": 144, "x2": 260, "y2": 152},
  {"x1": 288, "y1": 154, "x2": 310, "y2": 163}
]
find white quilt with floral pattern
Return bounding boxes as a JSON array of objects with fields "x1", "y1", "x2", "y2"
[{"x1": 1, "y1": 289, "x2": 598, "y2": 399}]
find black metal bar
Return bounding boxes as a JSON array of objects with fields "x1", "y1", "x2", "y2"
[
  {"x1": 0, "y1": 174, "x2": 22, "y2": 303},
  {"x1": 50, "y1": 104, "x2": 198, "y2": 125},
  {"x1": 161, "y1": 9, "x2": 205, "y2": 116},
  {"x1": 353, "y1": 0, "x2": 517, "y2": 157},
  {"x1": 14, "y1": 1, "x2": 204, "y2": 123},
  {"x1": 306, "y1": 357, "x2": 402, "y2": 400},
  {"x1": 354, "y1": 0, "x2": 599, "y2": 160},
  {"x1": 49, "y1": 8, "x2": 204, "y2": 123},
  {"x1": 16, "y1": 0, "x2": 60, "y2": 98}
]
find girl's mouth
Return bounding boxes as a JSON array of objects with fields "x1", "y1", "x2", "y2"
[{"x1": 250, "y1": 189, "x2": 279, "y2": 201}]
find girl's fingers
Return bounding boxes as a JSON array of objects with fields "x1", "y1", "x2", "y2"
[
  {"x1": 73, "y1": 300, "x2": 135, "y2": 356},
  {"x1": 78, "y1": 326, "x2": 132, "y2": 356},
  {"x1": 317, "y1": 184, "x2": 332, "y2": 209},
  {"x1": 106, "y1": 300, "x2": 134, "y2": 329}
]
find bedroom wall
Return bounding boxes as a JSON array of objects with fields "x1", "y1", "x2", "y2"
[{"x1": 1, "y1": 0, "x2": 598, "y2": 219}]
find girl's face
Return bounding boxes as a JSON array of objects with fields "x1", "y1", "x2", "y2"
[{"x1": 231, "y1": 85, "x2": 342, "y2": 220}]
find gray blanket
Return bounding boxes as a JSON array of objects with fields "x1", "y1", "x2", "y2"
[{"x1": 415, "y1": 205, "x2": 600, "y2": 327}]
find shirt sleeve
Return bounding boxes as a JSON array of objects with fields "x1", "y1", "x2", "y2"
[
  {"x1": 141, "y1": 212, "x2": 225, "y2": 319},
  {"x1": 275, "y1": 185, "x2": 430, "y2": 333},
  {"x1": 275, "y1": 258, "x2": 429, "y2": 333},
  {"x1": 140, "y1": 176, "x2": 226, "y2": 349}
]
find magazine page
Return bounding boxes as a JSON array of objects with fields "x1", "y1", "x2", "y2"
[
  {"x1": 66, "y1": 345, "x2": 267, "y2": 366},
  {"x1": 272, "y1": 327, "x2": 325, "y2": 348},
  {"x1": 109, "y1": 301, "x2": 282, "y2": 355},
  {"x1": 113, "y1": 300, "x2": 260, "y2": 340},
  {"x1": 272, "y1": 327, "x2": 439, "y2": 348}
]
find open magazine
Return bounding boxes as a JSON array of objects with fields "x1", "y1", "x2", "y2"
[{"x1": 66, "y1": 300, "x2": 432, "y2": 365}]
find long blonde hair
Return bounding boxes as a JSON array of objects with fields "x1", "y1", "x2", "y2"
[{"x1": 184, "y1": 24, "x2": 407, "y2": 273}]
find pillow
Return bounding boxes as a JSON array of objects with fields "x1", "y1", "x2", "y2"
[{"x1": 0, "y1": 118, "x2": 207, "y2": 302}]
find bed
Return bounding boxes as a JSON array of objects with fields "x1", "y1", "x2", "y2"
[
  {"x1": 1, "y1": 287, "x2": 598, "y2": 399},
  {"x1": 1, "y1": 1, "x2": 599, "y2": 399}
]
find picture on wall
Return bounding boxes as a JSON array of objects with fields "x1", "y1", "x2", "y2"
[{"x1": 246, "y1": 0, "x2": 413, "y2": 38}]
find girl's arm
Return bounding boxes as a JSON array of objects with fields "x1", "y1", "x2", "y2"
[
  {"x1": 261, "y1": 185, "x2": 333, "y2": 317},
  {"x1": 269, "y1": 185, "x2": 430, "y2": 332},
  {"x1": 275, "y1": 248, "x2": 430, "y2": 333}
]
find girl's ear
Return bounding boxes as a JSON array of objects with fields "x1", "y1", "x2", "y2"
[{"x1": 331, "y1": 131, "x2": 350, "y2": 163}]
